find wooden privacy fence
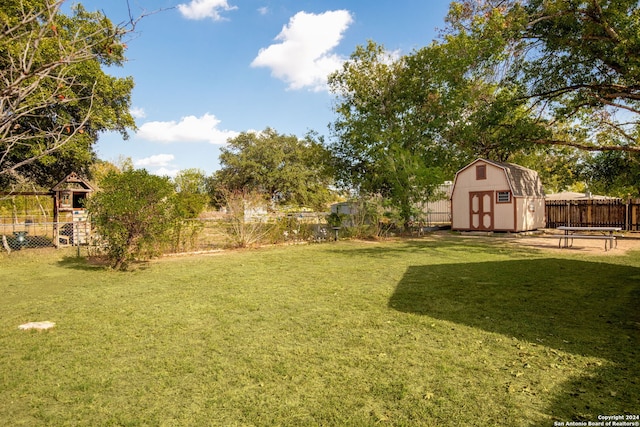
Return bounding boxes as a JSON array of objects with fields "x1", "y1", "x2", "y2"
[{"x1": 545, "y1": 199, "x2": 640, "y2": 231}]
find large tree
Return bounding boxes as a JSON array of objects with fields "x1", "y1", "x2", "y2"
[
  {"x1": 210, "y1": 128, "x2": 335, "y2": 210},
  {"x1": 444, "y1": 0, "x2": 640, "y2": 153},
  {"x1": 431, "y1": 0, "x2": 640, "y2": 192},
  {"x1": 328, "y1": 41, "x2": 445, "y2": 229},
  {"x1": 329, "y1": 1, "x2": 639, "y2": 204},
  {"x1": 579, "y1": 151, "x2": 640, "y2": 197},
  {"x1": 0, "y1": 0, "x2": 137, "y2": 188}
]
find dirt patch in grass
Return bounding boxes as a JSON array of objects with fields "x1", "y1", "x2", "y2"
[
  {"x1": 509, "y1": 233, "x2": 640, "y2": 256},
  {"x1": 156, "y1": 231, "x2": 640, "y2": 262},
  {"x1": 340, "y1": 230, "x2": 640, "y2": 256}
]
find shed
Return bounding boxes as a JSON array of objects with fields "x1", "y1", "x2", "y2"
[
  {"x1": 451, "y1": 159, "x2": 545, "y2": 232},
  {"x1": 331, "y1": 201, "x2": 358, "y2": 216}
]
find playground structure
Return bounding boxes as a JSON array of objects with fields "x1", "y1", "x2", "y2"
[{"x1": 0, "y1": 173, "x2": 93, "y2": 250}]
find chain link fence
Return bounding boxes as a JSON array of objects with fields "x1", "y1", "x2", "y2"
[
  {"x1": 0, "y1": 214, "x2": 336, "y2": 256},
  {"x1": 1, "y1": 209, "x2": 446, "y2": 258},
  {"x1": 167, "y1": 215, "x2": 333, "y2": 254},
  {"x1": 0, "y1": 219, "x2": 92, "y2": 252}
]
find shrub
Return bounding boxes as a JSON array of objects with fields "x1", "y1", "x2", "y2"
[
  {"x1": 87, "y1": 170, "x2": 179, "y2": 269},
  {"x1": 219, "y1": 188, "x2": 272, "y2": 248}
]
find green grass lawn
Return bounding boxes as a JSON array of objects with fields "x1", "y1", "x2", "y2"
[{"x1": 1, "y1": 236, "x2": 639, "y2": 426}]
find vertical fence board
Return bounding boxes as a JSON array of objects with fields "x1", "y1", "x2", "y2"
[{"x1": 629, "y1": 199, "x2": 640, "y2": 231}]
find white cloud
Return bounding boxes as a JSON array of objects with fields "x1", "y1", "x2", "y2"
[
  {"x1": 251, "y1": 10, "x2": 353, "y2": 91},
  {"x1": 154, "y1": 167, "x2": 181, "y2": 178},
  {"x1": 177, "y1": 0, "x2": 237, "y2": 21},
  {"x1": 137, "y1": 113, "x2": 239, "y2": 145},
  {"x1": 257, "y1": 7, "x2": 269, "y2": 15},
  {"x1": 130, "y1": 107, "x2": 146, "y2": 119},
  {"x1": 135, "y1": 154, "x2": 175, "y2": 167},
  {"x1": 134, "y1": 154, "x2": 180, "y2": 177}
]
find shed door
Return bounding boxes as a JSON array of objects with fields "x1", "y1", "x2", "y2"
[{"x1": 469, "y1": 191, "x2": 494, "y2": 230}]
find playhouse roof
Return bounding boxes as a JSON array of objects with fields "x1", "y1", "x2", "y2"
[
  {"x1": 457, "y1": 159, "x2": 545, "y2": 198},
  {"x1": 51, "y1": 172, "x2": 94, "y2": 193}
]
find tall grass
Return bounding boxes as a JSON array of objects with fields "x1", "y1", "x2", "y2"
[{"x1": 1, "y1": 236, "x2": 638, "y2": 426}]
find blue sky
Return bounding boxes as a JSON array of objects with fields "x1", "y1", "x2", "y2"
[{"x1": 75, "y1": 0, "x2": 454, "y2": 176}]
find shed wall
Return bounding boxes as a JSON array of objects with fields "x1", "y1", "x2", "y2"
[{"x1": 515, "y1": 197, "x2": 546, "y2": 231}]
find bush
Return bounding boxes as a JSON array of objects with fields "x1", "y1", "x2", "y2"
[
  {"x1": 267, "y1": 215, "x2": 319, "y2": 244},
  {"x1": 333, "y1": 196, "x2": 398, "y2": 239},
  {"x1": 87, "y1": 170, "x2": 180, "y2": 269},
  {"x1": 219, "y1": 189, "x2": 272, "y2": 248}
]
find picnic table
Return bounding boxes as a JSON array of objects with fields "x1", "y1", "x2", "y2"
[{"x1": 557, "y1": 226, "x2": 622, "y2": 251}]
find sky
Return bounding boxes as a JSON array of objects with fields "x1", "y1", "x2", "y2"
[{"x1": 72, "y1": 0, "x2": 454, "y2": 177}]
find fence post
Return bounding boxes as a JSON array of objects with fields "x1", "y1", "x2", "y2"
[{"x1": 75, "y1": 221, "x2": 80, "y2": 257}]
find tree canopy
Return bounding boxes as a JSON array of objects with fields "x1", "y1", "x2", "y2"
[
  {"x1": 0, "y1": 0, "x2": 137, "y2": 189},
  {"x1": 328, "y1": 0, "x2": 640, "y2": 201},
  {"x1": 173, "y1": 168, "x2": 208, "y2": 219},
  {"x1": 443, "y1": 0, "x2": 640, "y2": 153},
  {"x1": 328, "y1": 41, "x2": 446, "y2": 228},
  {"x1": 210, "y1": 128, "x2": 335, "y2": 210},
  {"x1": 579, "y1": 151, "x2": 640, "y2": 197}
]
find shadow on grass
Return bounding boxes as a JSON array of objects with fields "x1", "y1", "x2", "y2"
[
  {"x1": 57, "y1": 256, "x2": 152, "y2": 272},
  {"x1": 389, "y1": 258, "x2": 640, "y2": 424},
  {"x1": 57, "y1": 256, "x2": 107, "y2": 271}
]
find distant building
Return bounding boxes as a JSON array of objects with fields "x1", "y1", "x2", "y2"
[{"x1": 544, "y1": 191, "x2": 618, "y2": 201}]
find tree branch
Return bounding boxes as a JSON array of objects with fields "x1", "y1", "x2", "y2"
[
  {"x1": 531, "y1": 138, "x2": 640, "y2": 152},
  {"x1": 0, "y1": 0, "x2": 142, "y2": 179}
]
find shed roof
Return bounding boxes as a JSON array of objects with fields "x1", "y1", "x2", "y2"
[{"x1": 459, "y1": 159, "x2": 545, "y2": 198}]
